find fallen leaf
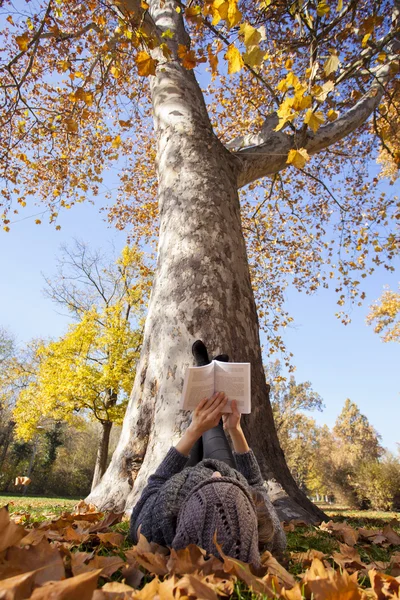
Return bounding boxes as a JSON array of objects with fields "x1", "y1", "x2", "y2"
[
  {"x1": 290, "y1": 549, "x2": 326, "y2": 566},
  {"x1": 19, "y1": 529, "x2": 47, "y2": 546},
  {"x1": 0, "y1": 506, "x2": 26, "y2": 552},
  {"x1": 29, "y1": 568, "x2": 101, "y2": 600},
  {"x1": 320, "y1": 520, "x2": 359, "y2": 546},
  {"x1": 303, "y1": 558, "x2": 362, "y2": 599},
  {"x1": 260, "y1": 551, "x2": 296, "y2": 588},
  {"x1": 390, "y1": 552, "x2": 400, "y2": 577},
  {"x1": 72, "y1": 554, "x2": 124, "y2": 578},
  {"x1": 358, "y1": 528, "x2": 387, "y2": 545},
  {"x1": 91, "y1": 581, "x2": 136, "y2": 599},
  {"x1": 97, "y1": 532, "x2": 125, "y2": 547},
  {"x1": 132, "y1": 577, "x2": 160, "y2": 600},
  {"x1": 166, "y1": 544, "x2": 208, "y2": 575},
  {"x1": 14, "y1": 476, "x2": 31, "y2": 486},
  {"x1": 383, "y1": 521, "x2": 400, "y2": 545},
  {"x1": 0, "y1": 570, "x2": 36, "y2": 599},
  {"x1": 369, "y1": 569, "x2": 400, "y2": 600},
  {"x1": 5, "y1": 538, "x2": 65, "y2": 585},
  {"x1": 332, "y1": 543, "x2": 366, "y2": 571},
  {"x1": 88, "y1": 512, "x2": 123, "y2": 533},
  {"x1": 177, "y1": 574, "x2": 219, "y2": 600}
]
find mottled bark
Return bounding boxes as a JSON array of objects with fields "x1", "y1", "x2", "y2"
[{"x1": 91, "y1": 420, "x2": 113, "y2": 491}]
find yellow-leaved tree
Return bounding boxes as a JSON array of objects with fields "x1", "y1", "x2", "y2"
[
  {"x1": 1, "y1": 0, "x2": 399, "y2": 520},
  {"x1": 13, "y1": 242, "x2": 151, "y2": 489},
  {"x1": 366, "y1": 284, "x2": 400, "y2": 342}
]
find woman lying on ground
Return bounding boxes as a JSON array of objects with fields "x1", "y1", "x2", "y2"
[{"x1": 129, "y1": 341, "x2": 286, "y2": 567}]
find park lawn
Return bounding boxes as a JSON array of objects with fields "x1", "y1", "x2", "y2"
[{"x1": 1, "y1": 496, "x2": 400, "y2": 599}]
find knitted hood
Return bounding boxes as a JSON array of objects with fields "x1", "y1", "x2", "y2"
[{"x1": 172, "y1": 476, "x2": 261, "y2": 567}]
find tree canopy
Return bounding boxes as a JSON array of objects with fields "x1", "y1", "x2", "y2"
[{"x1": 1, "y1": 0, "x2": 399, "y2": 357}]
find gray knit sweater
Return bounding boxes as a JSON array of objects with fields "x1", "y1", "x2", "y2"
[{"x1": 129, "y1": 447, "x2": 286, "y2": 556}]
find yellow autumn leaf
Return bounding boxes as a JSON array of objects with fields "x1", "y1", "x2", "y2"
[
  {"x1": 243, "y1": 46, "x2": 265, "y2": 68},
  {"x1": 65, "y1": 118, "x2": 78, "y2": 133},
  {"x1": 293, "y1": 92, "x2": 311, "y2": 111},
  {"x1": 285, "y1": 58, "x2": 294, "y2": 69},
  {"x1": 336, "y1": 0, "x2": 343, "y2": 11},
  {"x1": 208, "y1": 45, "x2": 219, "y2": 75},
  {"x1": 112, "y1": 135, "x2": 122, "y2": 149},
  {"x1": 317, "y1": 0, "x2": 330, "y2": 16},
  {"x1": 323, "y1": 50, "x2": 339, "y2": 77},
  {"x1": 304, "y1": 109, "x2": 325, "y2": 132},
  {"x1": 185, "y1": 5, "x2": 201, "y2": 21},
  {"x1": 225, "y1": 45, "x2": 244, "y2": 74},
  {"x1": 227, "y1": 0, "x2": 242, "y2": 28},
  {"x1": 275, "y1": 97, "x2": 296, "y2": 131},
  {"x1": 327, "y1": 109, "x2": 339, "y2": 121},
  {"x1": 239, "y1": 22, "x2": 261, "y2": 48},
  {"x1": 136, "y1": 51, "x2": 157, "y2": 76},
  {"x1": 287, "y1": 148, "x2": 310, "y2": 169},
  {"x1": 15, "y1": 32, "x2": 30, "y2": 51},
  {"x1": 178, "y1": 45, "x2": 197, "y2": 70},
  {"x1": 141, "y1": 0, "x2": 149, "y2": 8}
]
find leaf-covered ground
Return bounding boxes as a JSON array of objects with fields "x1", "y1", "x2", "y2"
[{"x1": 1, "y1": 496, "x2": 400, "y2": 599}]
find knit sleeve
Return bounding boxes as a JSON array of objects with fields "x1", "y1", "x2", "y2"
[
  {"x1": 129, "y1": 446, "x2": 188, "y2": 543},
  {"x1": 233, "y1": 449, "x2": 264, "y2": 487}
]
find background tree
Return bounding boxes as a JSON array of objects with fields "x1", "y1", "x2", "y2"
[
  {"x1": 367, "y1": 284, "x2": 400, "y2": 342},
  {"x1": 266, "y1": 360, "x2": 323, "y2": 491},
  {"x1": 13, "y1": 242, "x2": 149, "y2": 489},
  {"x1": 0, "y1": 0, "x2": 399, "y2": 519}
]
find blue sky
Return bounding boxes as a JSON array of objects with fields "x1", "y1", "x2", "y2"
[{"x1": 1, "y1": 191, "x2": 399, "y2": 452}]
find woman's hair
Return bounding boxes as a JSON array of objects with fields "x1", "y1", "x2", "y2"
[{"x1": 251, "y1": 489, "x2": 275, "y2": 549}]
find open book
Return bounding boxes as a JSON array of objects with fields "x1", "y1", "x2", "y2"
[{"x1": 181, "y1": 360, "x2": 251, "y2": 414}]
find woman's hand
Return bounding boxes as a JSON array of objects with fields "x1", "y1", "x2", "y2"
[
  {"x1": 222, "y1": 399, "x2": 241, "y2": 432},
  {"x1": 188, "y1": 392, "x2": 228, "y2": 437}
]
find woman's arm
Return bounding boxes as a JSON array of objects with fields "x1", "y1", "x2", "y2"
[
  {"x1": 223, "y1": 401, "x2": 264, "y2": 486},
  {"x1": 129, "y1": 392, "x2": 228, "y2": 542}
]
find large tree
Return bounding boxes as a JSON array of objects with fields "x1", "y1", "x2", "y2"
[{"x1": 1, "y1": 0, "x2": 399, "y2": 520}]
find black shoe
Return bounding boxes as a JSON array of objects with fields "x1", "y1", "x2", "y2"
[
  {"x1": 192, "y1": 340, "x2": 210, "y2": 366},
  {"x1": 213, "y1": 354, "x2": 229, "y2": 362}
]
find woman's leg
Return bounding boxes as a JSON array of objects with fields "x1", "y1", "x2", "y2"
[{"x1": 202, "y1": 419, "x2": 237, "y2": 468}]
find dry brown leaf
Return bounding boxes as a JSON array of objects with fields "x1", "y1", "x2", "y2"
[
  {"x1": 201, "y1": 573, "x2": 234, "y2": 596},
  {"x1": 88, "y1": 512, "x2": 123, "y2": 533},
  {"x1": 91, "y1": 581, "x2": 136, "y2": 600},
  {"x1": 120, "y1": 562, "x2": 144, "y2": 589},
  {"x1": 2, "y1": 538, "x2": 64, "y2": 585},
  {"x1": 128, "y1": 538, "x2": 169, "y2": 577},
  {"x1": 0, "y1": 506, "x2": 26, "y2": 553},
  {"x1": 383, "y1": 522, "x2": 400, "y2": 545},
  {"x1": 260, "y1": 550, "x2": 296, "y2": 588},
  {"x1": 29, "y1": 568, "x2": 102, "y2": 600},
  {"x1": 390, "y1": 552, "x2": 400, "y2": 577},
  {"x1": 73, "y1": 500, "x2": 98, "y2": 515},
  {"x1": 369, "y1": 569, "x2": 400, "y2": 599},
  {"x1": 71, "y1": 553, "x2": 124, "y2": 578},
  {"x1": 14, "y1": 476, "x2": 31, "y2": 486},
  {"x1": 0, "y1": 569, "x2": 36, "y2": 599},
  {"x1": 97, "y1": 532, "x2": 125, "y2": 547},
  {"x1": 62, "y1": 525, "x2": 91, "y2": 544},
  {"x1": 332, "y1": 543, "x2": 366, "y2": 571},
  {"x1": 70, "y1": 551, "x2": 95, "y2": 575},
  {"x1": 19, "y1": 529, "x2": 47, "y2": 546},
  {"x1": 212, "y1": 533, "x2": 279, "y2": 596},
  {"x1": 132, "y1": 577, "x2": 160, "y2": 600},
  {"x1": 358, "y1": 528, "x2": 387, "y2": 545},
  {"x1": 303, "y1": 558, "x2": 362, "y2": 599},
  {"x1": 290, "y1": 549, "x2": 326, "y2": 566},
  {"x1": 320, "y1": 520, "x2": 359, "y2": 546},
  {"x1": 177, "y1": 574, "x2": 219, "y2": 600},
  {"x1": 166, "y1": 545, "x2": 209, "y2": 575}
]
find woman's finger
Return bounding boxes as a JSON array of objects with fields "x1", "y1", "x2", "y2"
[
  {"x1": 231, "y1": 399, "x2": 240, "y2": 415},
  {"x1": 195, "y1": 397, "x2": 209, "y2": 414},
  {"x1": 209, "y1": 396, "x2": 228, "y2": 419},
  {"x1": 205, "y1": 391, "x2": 225, "y2": 413}
]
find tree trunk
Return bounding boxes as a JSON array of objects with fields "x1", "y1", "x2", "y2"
[
  {"x1": 87, "y1": 0, "x2": 326, "y2": 524},
  {"x1": 91, "y1": 421, "x2": 112, "y2": 491}
]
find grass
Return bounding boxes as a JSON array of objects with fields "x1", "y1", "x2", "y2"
[{"x1": 2, "y1": 496, "x2": 400, "y2": 599}]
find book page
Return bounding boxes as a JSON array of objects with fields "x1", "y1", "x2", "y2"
[
  {"x1": 181, "y1": 362, "x2": 215, "y2": 411},
  {"x1": 214, "y1": 361, "x2": 251, "y2": 413}
]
